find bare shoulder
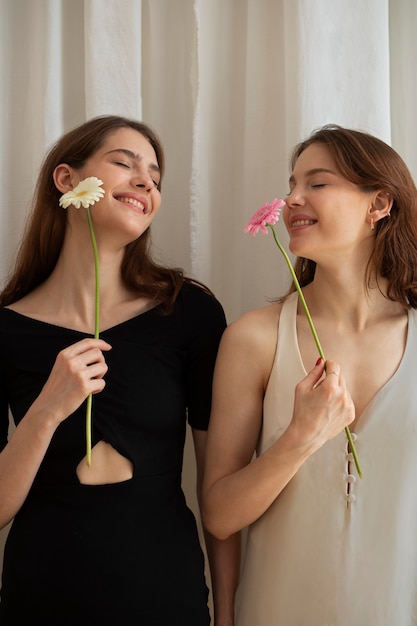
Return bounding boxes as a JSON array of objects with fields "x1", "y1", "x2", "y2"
[
  {"x1": 224, "y1": 301, "x2": 282, "y2": 347},
  {"x1": 4, "y1": 290, "x2": 38, "y2": 313},
  {"x1": 216, "y1": 302, "x2": 283, "y2": 389}
]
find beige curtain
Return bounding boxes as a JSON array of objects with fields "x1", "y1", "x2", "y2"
[
  {"x1": 1, "y1": 0, "x2": 416, "y2": 610},
  {"x1": 1, "y1": 0, "x2": 416, "y2": 318}
]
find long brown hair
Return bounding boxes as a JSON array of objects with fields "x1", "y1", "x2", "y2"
[
  {"x1": 284, "y1": 124, "x2": 417, "y2": 308},
  {"x1": 0, "y1": 115, "x2": 187, "y2": 312}
]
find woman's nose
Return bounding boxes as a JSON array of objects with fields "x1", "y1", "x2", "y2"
[
  {"x1": 135, "y1": 179, "x2": 153, "y2": 192},
  {"x1": 133, "y1": 169, "x2": 154, "y2": 191},
  {"x1": 286, "y1": 187, "x2": 303, "y2": 207}
]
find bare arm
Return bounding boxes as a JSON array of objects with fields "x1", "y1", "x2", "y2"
[
  {"x1": 202, "y1": 307, "x2": 355, "y2": 540},
  {"x1": 193, "y1": 428, "x2": 240, "y2": 626},
  {"x1": 0, "y1": 338, "x2": 111, "y2": 529}
]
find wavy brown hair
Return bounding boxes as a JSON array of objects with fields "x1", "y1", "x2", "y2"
[
  {"x1": 0, "y1": 115, "x2": 190, "y2": 312},
  {"x1": 284, "y1": 124, "x2": 417, "y2": 308}
]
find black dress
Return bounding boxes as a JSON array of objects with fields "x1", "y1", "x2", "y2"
[{"x1": 0, "y1": 282, "x2": 226, "y2": 625}]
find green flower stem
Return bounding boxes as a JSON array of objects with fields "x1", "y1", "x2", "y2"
[
  {"x1": 85, "y1": 207, "x2": 100, "y2": 467},
  {"x1": 269, "y1": 224, "x2": 362, "y2": 478}
]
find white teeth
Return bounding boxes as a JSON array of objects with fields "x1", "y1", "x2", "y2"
[
  {"x1": 118, "y1": 196, "x2": 145, "y2": 211},
  {"x1": 292, "y1": 219, "x2": 314, "y2": 227}
]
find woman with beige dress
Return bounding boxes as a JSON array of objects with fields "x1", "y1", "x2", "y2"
[{"x1": 203, "y1": 125, "x2": 417, "y2": 625}]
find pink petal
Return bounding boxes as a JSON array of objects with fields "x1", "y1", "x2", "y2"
[{"x1": 244, "y1": 198, "x2": 286, "y2": 236}]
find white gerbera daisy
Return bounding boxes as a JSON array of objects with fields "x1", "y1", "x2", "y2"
[{"x1": 59, "y1": 177, "x2": 105, "y2": 209}]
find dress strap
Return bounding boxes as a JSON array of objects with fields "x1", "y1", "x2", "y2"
[
  {"x1": 260, "y1": 292, "x2": 303, "y2": 453},
  {"x1": 277, "y1": 292, "x2": 299, "y2": 368}
]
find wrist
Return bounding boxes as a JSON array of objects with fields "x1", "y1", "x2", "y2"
[
  {"x1": 269, "y1": 421, "x2": 320, "y2": 464},
  {"x1": 22, "y1": 403, "x2": 62, "y2": 439}
]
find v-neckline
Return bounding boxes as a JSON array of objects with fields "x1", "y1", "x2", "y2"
[
  {"x1": 2, "y1": 304, "x2": 160, "y2": 335},
  {"x1": 291, "y1": 292, "x2": 411, "y2": 430}
]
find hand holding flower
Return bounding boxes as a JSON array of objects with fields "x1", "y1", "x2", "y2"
[
  {"x1": 34, "y1": 337, "x2": 111, "y2": 426},
  {"x1": 290, "y1": 357, "x2": 355, "y2": 452}
]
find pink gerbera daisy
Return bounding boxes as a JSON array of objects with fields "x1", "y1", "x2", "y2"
[{"x1": 244, "y1": 198, "x2": 285, "y2": 236}]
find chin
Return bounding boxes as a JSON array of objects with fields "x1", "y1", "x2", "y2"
[{"x1": 288, "y1": 241, "x2": 305, "y2": 257}]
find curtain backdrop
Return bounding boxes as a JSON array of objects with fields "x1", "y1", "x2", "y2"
[
  {"x1": 1, "y1": 0, "x2": 416, "y2": 607},
  {"x1": 3, "y1": 0, "x2": 417, "y2": 324}
]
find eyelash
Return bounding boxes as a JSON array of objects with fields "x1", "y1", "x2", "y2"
[
  {"x1": 286, "y1": 183, "x2": 326, "y2": 195},
  {"x1": 114, "y1": 162, "x2": 160, "y2": 188}
]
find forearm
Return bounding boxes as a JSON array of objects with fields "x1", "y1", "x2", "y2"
[
  {"x1": 0, "y1": 406, "x2": 59, "y2": 528},
  {"x1": 204, "y1": 357, "x2": 355, "y2": 539},
  {"x1": 202, "y1": 427, "x2": 315, "y2": 540},
  {"x1": 204, "y1": 529, "x2": 240, "y2": 626}
]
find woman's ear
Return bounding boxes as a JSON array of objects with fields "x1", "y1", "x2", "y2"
[
  {"x1": 369, "y1": 190, "x2": 393, "y2": 224},
  {"x1": 53, "y1": 164, "x2": 77, "y2": 193}
]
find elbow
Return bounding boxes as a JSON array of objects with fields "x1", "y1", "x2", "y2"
[
  {"x1": 201, "y1": 506, "x2": 234, "y2": 541},
  {"x1": 0, "y1": 513, "x2": 14, "y2": 532},
  {"x1": 201, "y1": 481, "x2": 239, "y2": 539}
]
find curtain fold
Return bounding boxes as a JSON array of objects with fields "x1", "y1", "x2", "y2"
[
  {"x1": 294, "y1": 0, "x2": 392, "y2": 143},
  {"x1": 390, "y1": 0, "x2": 417, "y2": 176},
  {"x1": 84, "y1": 0, "x2": 143, "y2": 118}
]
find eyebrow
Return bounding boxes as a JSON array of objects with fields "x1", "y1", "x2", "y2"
[
  {"x1": 105, "y1": 148, "x2": 160, "y2": 174},
  {"x1": 289, "y1": 167, "x2": 337, "y2": 184}
]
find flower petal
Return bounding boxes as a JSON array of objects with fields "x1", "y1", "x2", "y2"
[
  {"x1": 244, "y1": 198, "x2": 285, "y2": 236},
  {"x1": 59, "y1": 177, "x2": 105, "y2": 210}
]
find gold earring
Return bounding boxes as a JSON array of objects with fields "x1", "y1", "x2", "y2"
[{"x1": 370, "y1": 217, "x2": 375, "y2": 230}]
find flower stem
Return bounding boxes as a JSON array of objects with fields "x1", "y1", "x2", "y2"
[
  {"x1": 269, "y1": 225, "x2": 362, "y2": 478},
  {"x1": 85, "y1": 207, "x2": 100, "y2": 467}
]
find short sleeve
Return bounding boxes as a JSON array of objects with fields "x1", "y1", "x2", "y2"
[
  {"x1": 182, "y1": 283, "x2": 227, "y2": 430},
  {"x1": 0, "y1": 316, "x2": 10, "y2": 451},
  {"x1": 0, "y1": 386, "x2": 9, "y2": 451}
]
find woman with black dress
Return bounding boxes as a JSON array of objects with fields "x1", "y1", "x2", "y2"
[{"x1": 0, "y1": 115, "x2": 236, "y2": 625}]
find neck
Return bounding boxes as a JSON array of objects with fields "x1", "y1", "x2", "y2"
[
  {"x1": 301, "y1": 265, "x2": 401, "y2": 332},
  {"x1": 37, "y1": 229, "x2": 129, "y2": 330}
]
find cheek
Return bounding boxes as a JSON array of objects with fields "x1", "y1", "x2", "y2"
[
  {"x1": 281, "y1": 207, "x2": 291, "y2": 232},
  {"x1": 152, "y1": 192, "x2": 162, "y2": 213}
]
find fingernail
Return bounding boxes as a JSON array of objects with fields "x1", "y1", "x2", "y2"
[{"x1": 315, "y1": 357, "x2": 323, "y2": 366}]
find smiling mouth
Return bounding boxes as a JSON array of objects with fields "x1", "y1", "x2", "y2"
[
  {"x1": 291, "y1": 219, "x2": 316, "y2": 227},
  {"x1": 117, "y1": 196, "x2": 147, "y2": 213}
]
